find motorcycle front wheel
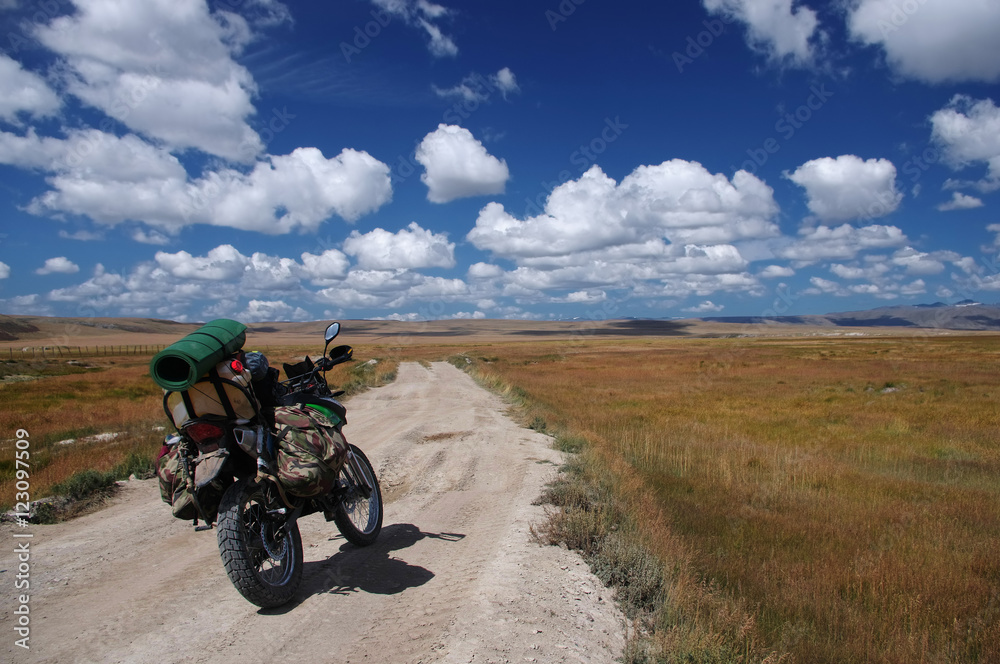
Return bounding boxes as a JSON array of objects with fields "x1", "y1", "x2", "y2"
[
  {"x1": 217, "y1": 477, "x2": 303, "y2": 608},
  {"x1": 333, "y1": 444, "x2": 383, "y2": 547}
]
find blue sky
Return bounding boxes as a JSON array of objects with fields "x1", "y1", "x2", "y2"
[{"x1": 1, "y1": 0, "x2": 999, "y2": 323}]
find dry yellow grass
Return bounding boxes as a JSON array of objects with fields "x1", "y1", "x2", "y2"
[
  {"x1": 463, "y1": 335, "x2": 1000, "y2": 663},
  {"x1": 3, "y1": 331, "x2": 997, "y2": 662}
]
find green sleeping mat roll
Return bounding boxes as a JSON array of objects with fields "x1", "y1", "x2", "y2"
[{"x1": 149, "y1": 319, "x2": 247, "y2": 391}]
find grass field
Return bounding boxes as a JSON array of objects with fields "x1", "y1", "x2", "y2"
[
  {"x1": 457, "y1": 335, "x2": 1000, "y2": 663},
  {"x1": 2, "y1": 331, "x2": 997, "y2": 662}
]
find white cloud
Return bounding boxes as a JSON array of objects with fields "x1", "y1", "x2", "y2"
[
  {"x1": 418, "y1": 17, "x2": 458, "y2": 57},
  {"x1": 370, "y1": 0, "x2": 457, "y2": 57},
  {"x1": 0, "y1": 128, "x2": 186, "y2": 179},
  {"x1": 470, "y1": 163, "x2": 778, "y2": 261},
  {"x1": 36, "y1": 257, "x2": 80, "y2": 275},
  {"x1": 300, "y1": 249, "x2": 350, "y2": 282},
  {"x1": 433, "y1": 68, "x2": 520, "y2": 103},
  {"x1": 987, "y1": 223, "x2": 1000, "y2": 252},
  {"x1": 0, "y1": 294, "x2": 51, "y2": 316},
  {"x1": 931, "y1": 96, "x2": 1000, "y2": 193},
  {"x1": 899, "y1": 279, "x2": 926, "y2": 296},
  {"x1": 830, "y1": 263, "x2": 868, "y2": 279},
  {"x1": 343, "y1": 222, "x2": 455, "y2": 270},
  {"x1": 467, "y1": 262, "x2": 504, "y2": 280},
  {"x1": 374, "y1": 312, "x2": 423, "y2": 322},
  {"x1": 848, "y1": 0, "x2": 1000, "y2": 83},
  {"x1": 59, "y1": 229, "x2": 104, "y2": 241},
  {"x1": 890, "y1": 247, "x2": 948, "y2": 275},
  {"x1": 703, "y1": 0, "x2": 820, "y2": 65},
  {"x1": 786, "y1": 155, "x2": 902, "y2": 221},
  {"x1": 493, "y1": 67, "x2": 519, "y2": 98},
  {"x1": 0, "y1": 261, "x2": 9, "y2": 279},
  {"x1": 937, "y1": 191, "x2": 984, "y2": 212},
  {"x1": 242, "y1": 253, "x2": 302, "y2": 293},
  {"x1": 683, "y1": 300, "x2": 725, "y2": 313},
  {"x1": 759, "y1": 264, "x2": 794, "y2": 278},
  {"x1": 563, "y1": 290, "x2": 607, "y2": 304},
  {"x1": 807, "y1": 276, "x2": 847, "y2": 296},
  {"x1": 0, "y1": 54, "x2": 61, "y2": 123},
  {"x1": 194, "y1": 147, "x2": 393, "y2": 231},
  {"x1": 0, "y1": 129, "x2": 392, "y2": 233},
  {"x1": 131, "y1": 228, "x2": 171, "y2": 245},
  {"x1": 465, "y1": 160, "x2": 783, "y2": 302},
  {"x1": 416, "y1": 125, "x2": 509, "y2": 203},
  {"x1": 777, "y1": 223, "x2": 907, "y2": 262},
  {"x1": 235, "y1": 300, "x2": 310, "y2": 323},
  {"x1": 33, "y1": 0, "x2": 273, "y2": 162},
  {"x1": 155, "y1": 245, "x2": 248, "y2": 281}
]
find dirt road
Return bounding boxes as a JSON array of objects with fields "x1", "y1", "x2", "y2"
[{"x1": 1, "y1": 362, "x2": 625, "y2": 663}]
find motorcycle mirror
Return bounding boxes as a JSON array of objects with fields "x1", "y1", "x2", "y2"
[{"x1": 324, "y1": 322, "x2": 341, "y2": 344}]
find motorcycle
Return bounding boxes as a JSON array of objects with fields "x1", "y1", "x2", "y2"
[{"x1": 156, "y1": 322, "x2": 383, "y2": 608}]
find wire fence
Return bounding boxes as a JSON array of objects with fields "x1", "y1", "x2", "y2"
[{"x1": 4, "y1": 345, "x2": 167, "y2": 360}]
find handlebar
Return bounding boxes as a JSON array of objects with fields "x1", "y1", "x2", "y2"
[{"x1": 279, "y1": 345, "x2": 353, "y2": 393}]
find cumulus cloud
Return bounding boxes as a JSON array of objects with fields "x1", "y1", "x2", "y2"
[
  {"x1": 937, "y1": 192, "x2": 984, "y2": 212},
  {"x1": 848, "y1": 0, "x2": 1000, "y2": 83},
  {"x1": 36, "y1": 257, "x2": 80, "y2": 275},
  {"x1": 235, "y1": 300, "x2": 310, "y2": 323},
  {"x1": 0, "y1": 129, "x2": 392, "y2": 233},
  {"x1": 0, "y1": 294, "x2": 51, "y2": 316},
  {"x1": 890, "y1": 247, "x2": 954, "y2": 275},
  {"x1": 300, "y1": 249, "x2": 350, "y2": 283},
  {"x1": 83, "y1": 239, "x2": 473, "y2": 318},
  {"x1": 370, "y1": 0, "x2": 457, "y2": 57},
  {"x1": 0, "y1": 54, "x2": 61, "y2": 123},
  {"x1": 467, "y1": 262, "x2": 504, "y2": 280},
  {"x1": 0, "y1": 261, "x2": 9, "y2": 279},
  {"x1": 703, "y1": 0, "x2": 821, "y2": 65},
  {"x1": 830, "y1": 263, "x2": 870, "y2": 279},
  {"x1": 155, "y1": 245, "x2": 248, "y2": 281},
  {"x1": 806, "y1": 276, "x2": 847, "y2": 296},
  {"x1": 131, "y1": 229, "x2": 171, "y2": 245},
  {"x1": 416, "y1": 125, "x2": 509, "y2": 203},
  {"x1": 463, "y1": 160, "x2": 785, "y2": 301},
  {"x1": 931, "y1": 96, "x2": 1000, "y2": 193},
  {"x1": 33, "y1": 0, "x2": 279, "y2": 162},
  {"x1": 683, "y1": 300, "x2": 725, "y2": 313},
  {"x1": 759, "y1": 264, "x2": 794, "y2": 278},
  {"x1": 563, "y1": 290, "x2": 607, "y2": 304},
  {"x1": 469, "y1": 161, "x2": 778, "y2": 261},
  {"x1": 343, "y1": 222, "x2": 456, "y2": 270},
  {"x1": 786, "y1": 155, "x2": 902, "y2": 221},
  {"x1": 777, "y1": 223, "x2": 907, "y2": 262}
]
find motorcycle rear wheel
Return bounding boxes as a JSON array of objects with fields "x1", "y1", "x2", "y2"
[
  {"x1": 333, "y1": 445, "x2": 383, "y2": 547},
  {"x1": 217, "y1": 477, "x2": 303, "y2": 608}
]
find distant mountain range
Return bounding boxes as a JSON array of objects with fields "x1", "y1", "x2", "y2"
[
  {"x1": 701, "y1": 301, "x2": 1000, "y2": 330},
  {"x1": 4, "y1": 302, "x2": 1000, "y2": 344}
]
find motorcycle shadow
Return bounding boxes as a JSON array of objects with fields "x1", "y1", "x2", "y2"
[{"x1": 263, "y1": 523, "x2": 466, "y2": 613}]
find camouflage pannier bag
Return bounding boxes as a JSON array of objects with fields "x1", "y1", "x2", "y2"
[
  {"x1": 274, "y1": 404, "x2": 349, "y2": 498},
  {"x1": 156, "y1": 442, "x2": 197, "y2": 520}
]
